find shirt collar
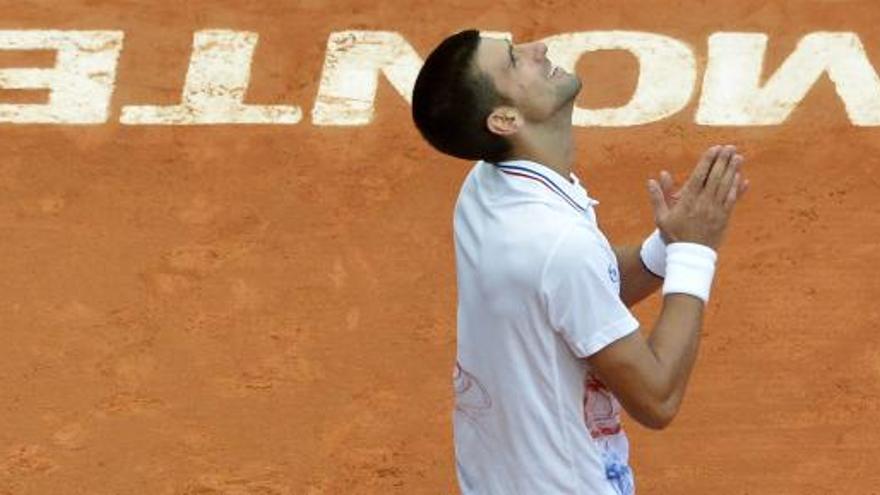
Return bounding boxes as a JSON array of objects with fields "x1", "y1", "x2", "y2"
[{"x1": 490, "y1": 159, "x2": 599, "y2": 213}]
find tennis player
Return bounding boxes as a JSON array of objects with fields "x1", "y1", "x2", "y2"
[{"x1": 411, "y1": 29, "x2": 749, "y2": 495}]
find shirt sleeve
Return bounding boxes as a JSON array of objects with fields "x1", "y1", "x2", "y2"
[{"x1": 541, "y1": 222, "x2": 640, "y2": 358}]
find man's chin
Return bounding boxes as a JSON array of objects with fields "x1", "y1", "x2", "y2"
[
  {"x1": 559, "y1": 76, "x2": 583, "y2": 105},
  {"x1": 571, "y1": 75, "x2": 583, "y2": 96}
]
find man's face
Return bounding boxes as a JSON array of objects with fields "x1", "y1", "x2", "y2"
[{"x1": 474, "y1": 36, "x2": 582, "y2": 125}]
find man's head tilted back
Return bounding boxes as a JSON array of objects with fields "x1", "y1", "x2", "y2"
[{"x1": 411, "y1": 29, "x2": 582, "y2": 162}]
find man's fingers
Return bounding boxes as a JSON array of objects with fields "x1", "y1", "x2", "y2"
[
  {"x1": 705, "y1": 145, "x2": 736, "y2": 194},
  {"x1": 716, "y1": 154, "x2": 744, "y2": 202},
  {"x1": 647, "y1": 178, "x2": 670, "y2": 218},
  {"x1": 685, "y1": 145, "x2": 721, "y2": 194},
  {"x1": 659, "y1": 170, "x2": 679, "y2": 204},
  {"x1": 723, "y1": 173, "x2": 741, "y2": 210},
  {"x1": 739, "y1": 178, "x2": 750, "y2": 197},
  {"x1": 659, "y1": 170, "x2": 674, "y2": 194}
]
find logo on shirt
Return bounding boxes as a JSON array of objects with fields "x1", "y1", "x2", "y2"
[
  {"x1": 608, "y1": 263, "x2": 620, "y2": 284},
  {"x1": 584, "y1": 372, "x2": 622, "y2": 438},
  {"x1": 453, "y1": 361, "x2": 493, "y2": 421}
]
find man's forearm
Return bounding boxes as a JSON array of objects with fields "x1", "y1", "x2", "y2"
[
  {"x1": 613, "y1": 244, "x2": 663, "y2": 307},
  {"x1": 645, "y1": 293, "x2": 705, "y2": 421}
]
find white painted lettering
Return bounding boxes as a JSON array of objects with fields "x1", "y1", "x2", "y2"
[
  {"x1": 121, "y1": 30, "x2": 301, "y2": 125},
  {"x1": 697, "y1": 32, "x2": 880, "y2": 126},
  {"x1": 0, "y1": 30, "x2": 123, "y2": 124},
  {"x1": 543, "y1": 31, "x2": 697, "y2": 126},
  {"x1": 311, "y1": 31, "x2": 423, "y2": 126}
]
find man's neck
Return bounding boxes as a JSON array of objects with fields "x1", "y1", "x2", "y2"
[{"x1": 506, "y1": 107, "x2": 576, "y2": 184}]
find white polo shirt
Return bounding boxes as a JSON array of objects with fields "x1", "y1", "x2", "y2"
[{"x1": 452, "y1": 159, "x2": 641, "y2": 495}]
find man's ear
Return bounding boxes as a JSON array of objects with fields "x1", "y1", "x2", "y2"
[{"x1": 486, "y1": 106, "x2": 521, "y2": 137}]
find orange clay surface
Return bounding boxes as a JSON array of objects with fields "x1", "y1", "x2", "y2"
[{"x1": 2, "y1": 1, "x2": 880, "y2": 494}]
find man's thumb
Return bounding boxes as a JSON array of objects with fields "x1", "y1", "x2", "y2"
[{"x1": 647, "y1": 179, "x2": 669, "y2": 217}]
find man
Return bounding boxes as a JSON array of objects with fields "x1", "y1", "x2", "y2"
[{"x1": 411, "y1": 29, "x2": 750, "y2": 494}]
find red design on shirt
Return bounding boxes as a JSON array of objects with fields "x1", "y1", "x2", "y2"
[{"x1": 583, "y1": 371, "x2": 622, "y2": 438}]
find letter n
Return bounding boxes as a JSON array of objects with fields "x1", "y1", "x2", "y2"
[{"x1": 312, "y1": 31, "x2": 423, "y2": 126}]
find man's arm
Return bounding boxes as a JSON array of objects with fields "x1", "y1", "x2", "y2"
[
  {"x1": 612, "y1": 244, "x2": 662, "y2": 308},
  {"x1": 588, "y1": 145, "x2": 748, "y2": 430},
  {"x1": 588, "y1": 293, "x2": 704, "y2": 429}
]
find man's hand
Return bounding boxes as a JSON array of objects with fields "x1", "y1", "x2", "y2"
[
  {"x1": 650, "y1": 152, "x2": 750, "y2": 244},
  {"x1": 647, "y1": 145, "x2": 749, "y2": 249}
]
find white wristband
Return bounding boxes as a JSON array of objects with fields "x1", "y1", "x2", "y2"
[
  {"x1": 662, "y1": 243, "x2": 718, "y2": 303},
  {"x1": 640, "y1": 229, "x2": 667, "y2": 278}
]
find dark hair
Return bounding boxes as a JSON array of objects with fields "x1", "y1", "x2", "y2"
[{"x1": 412, "y1": 29, "x2": 513, "y2": 162}]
